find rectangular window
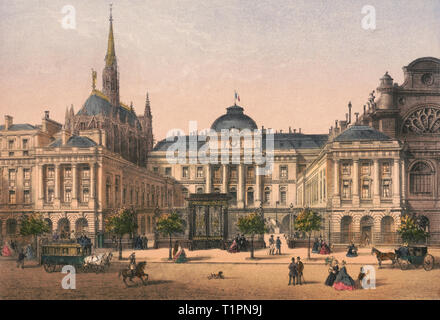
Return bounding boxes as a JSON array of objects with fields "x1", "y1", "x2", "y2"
[
  {"x1": 264, "y1": 190, "x2": 271, "y2": 204},
  {"x1": 197, "y1": 167, "x2": 204, "y2": 178},
  {"x1": 342, "y1": 163, "x2": 350, "y2": 175},
  {"x1": 247, "y1": 166, "x2": 255, "y2": 180},
  {"x1": 9, "y1": 190, "x2": 16, "y2": 204},
  {"x1": 382, "y1": 162, "x2": 391, "y2": 175},
  {"x1": 23, "y1": 168, "x2": 30, "y2": 180},
  {"x1": 280, "y1": 191, "x2": 287, "y2": 204},
  {"x1": 22, "y1": 139, "x2": 28, "y2": 149},
  {"x1": 64, "y1": 188, "x2": 72, "y2": 202},
  {"x1": 47, "y1": 167, "x2": 55, "y2": 178},
  {"x1": 280, "y1": 166, "x2": 288, "y2": 179},
  {"x1": 182, "y1": 166, "x2": 189, "y2": 178},
  {"x1": 382, "y1": 179, "x2": 391, "y2": 198},
  {"x1": 342, "y1": 180, "x2": 351, "y2": 199},
  {"x1": 82, "y1": 167, "x2": 90, "y2": 179},
  {"x1": 82, "y1": 188, "x2": 89, "y2": 203},
  {"x1": 229, "y1": 166, "x2": 237, "y2": 180},
  {"x1": 361, "y1": 163, "x2": 370, "y2": 175},
  {"x1": 165, "y1": 167, "x2": 172, "y2": 176},
  {"x1": 214, "y1": 166, "x2": 221, "y2": 180},
  {"x1": 24, "y1": 190, "x2": 30, "y2": 204},
  {"x1": 23, "y1": 151, "x2": 29, "y2": 156},
  {"x1": 9, "y1": 169, "x2": 16, "y2": 181},
  {"x1": 8, "y1": 140, "x2": 14, "y2": 149},
  {"x1": 47, "y1": 188, "x2": 54, "y2": 203},
  {"x1": 153, "y1": 167, "x2": 159, "y2": 174},
  {"x1": 64, "y1": 167, "x2": 72, "y2": 178},
  {"x1": 361, "y1": 180, "x2": 371, "y2": 199}
]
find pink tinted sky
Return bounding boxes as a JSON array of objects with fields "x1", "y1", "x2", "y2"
[{"x1": 0, "y1": 0, "x2": 439, "y2": 141}]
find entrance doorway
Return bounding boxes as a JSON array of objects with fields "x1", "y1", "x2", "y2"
[{"x1": 360, "y1": 216, "x2": 374, "y2": 246}]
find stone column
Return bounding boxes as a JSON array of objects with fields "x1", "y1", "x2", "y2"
[
  {"x1": 221, "y1": 164, "x2": 228, "y2": 193},
  {"x1": 332, "y1": 159, "x2": 340, "y2": 207},
  {"x1": 255, "y1": 165, "x2": 262, "y2": 207},
  {"x1": 401, "y1": 159, "x2": 406, "y2": 201},
  {"x1": 205, "y1": 164, "x2": 212, "y2": 193},
  {"x1": 393, "y1": 158, "x2": 401, "y2": 205},
  {"x1": 38, "y1": 165, "x2": 44, "y2": 200},
  {"x1": 98, "y1": 163, "x2": 103, "y2": 208},
  {"x1": 54, "y1": 164, "x2": 60, "y2": 201},
  {"x1": 89, "y1": 163, "x2": 96, "y2": 207},
  {"x1": 237, "y1": 163, "x2": 245, "y2": 208},
  {"x1": 373, "y1": 159, "x2": 380, "y2": 205},
  {"x1": 352, "y1": 159, "x2": 359, "y2": 206},
  {"x1": 72, "y1": 164, "x2": 78, "y2": 206}
]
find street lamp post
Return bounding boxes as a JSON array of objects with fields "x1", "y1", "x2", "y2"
[
  {"x1": 289, "y1": 203, "x2": 294, "y2": 238},
  {"x1": 153, "y1": 205, "x2": 160, "y2": 249},
  {"x1": 275, "y1": 201, "x2": 280, "y2": 226}
]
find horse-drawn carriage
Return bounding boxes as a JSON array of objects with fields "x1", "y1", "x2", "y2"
[
  {"x1": 395, "y1": 245, "x2": 435, "y2": 271},
  {"x1": 41, "y1": 243, "x2": 112, "y2": 273}
]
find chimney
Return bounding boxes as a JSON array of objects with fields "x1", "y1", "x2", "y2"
[
  {"x1": 345, "y1": 113, "x2": 349, "y2": 123},
  {"x1": 355, "y1": 112, "x2": 359, "y2": 123},
  {"x1": 299, "y1": 128, "x2": 301, "y2": 134},
  {"x1": 293, "y1": 129, "x2": 296, "y2": 133},
  {"x1": 289, "y1": 126, "x2": 292, "y2": 133},
  {"x1": 335, "y1": 120, "x2": 338, "y2": 129},
  {"x1": 348, "y1": 101, "x2": 352, "y2": 124},
  {"x1": 363, "y1": 105, "x2": 366, "y2": 114},
  {"x1": 4, "y1": 115, "x2": 13, "y2": 130},
  {"x1": 61, "y1": 129, "x2": 71, "y2": 145},
  {"x1": 44, "y1": 111, "x2": 50, "y2": 119}
]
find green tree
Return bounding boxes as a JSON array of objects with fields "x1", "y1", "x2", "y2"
[
  {"x1": 294, "y1": 208, "x2": 322, "y2": 259},
  {"x1": 105, "y1": 207, "x2": 138, "y2": 260},
  {"x1": 237, "y1": 212, "x2": 268, "y2": 259},
  {"x1": 398, "y1": 214, "x2": 430, "y2": 244},
  {"x1": 156, "y1": 211, "x2": 184, "y2": 260},
  {"x1": 20, "y1": 213, "x2": 50, "y2": 262}
]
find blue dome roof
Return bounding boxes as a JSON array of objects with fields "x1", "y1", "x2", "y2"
[
  {"x1": 77, "y1": 92, "x2": 112, "y2": 117},
  {"x1": 211, "y1": 105, "x2": 257, "y2": 132}
]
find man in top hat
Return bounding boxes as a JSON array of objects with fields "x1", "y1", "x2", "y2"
[
  {"x1": 288, "y1": 257, "x2": 298, "y2": 285},
  {"x1": 296, "y1": 256, "x2": 304, "y2": 285}
]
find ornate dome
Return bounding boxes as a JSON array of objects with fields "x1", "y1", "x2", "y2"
[{"x1": 211, "y1": 104, "x2": 258, "y2": 132}]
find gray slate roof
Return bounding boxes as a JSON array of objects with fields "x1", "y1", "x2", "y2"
[
  {"x1": 211, "y1": 105, "x2": 258, "y2": 132},
  {"x1": 334, "y1": 125, "x2": 392, "y2": 142},
  {"x1": 50, "y1": 135, "x2": 97, "y2": 148},
  {"x1": 0, "y1": 124, "x2": 36, "y2": 131},
  {"x1": 153, "y1": 133, "x2": 328, "y2": 151}
]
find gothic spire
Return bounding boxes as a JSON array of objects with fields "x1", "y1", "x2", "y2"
[
  {"x1": 105, "y1": 4, "x2": 116, "y2": 67},
  {"x1": 144, "y1": 92, "x2": 152, "y2": 117}
]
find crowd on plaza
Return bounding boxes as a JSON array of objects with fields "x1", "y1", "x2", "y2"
[{"x1": 1, "y1": 239, "x2": 35, "y2": 269}]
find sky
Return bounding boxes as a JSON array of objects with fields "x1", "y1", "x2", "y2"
[{"x1": 0, "y1": 0, "x2": 439, "y2": 142}]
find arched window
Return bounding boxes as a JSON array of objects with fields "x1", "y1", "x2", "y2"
[
  {"x1": 229, "y1": 187, "x2": 237, "y2": 205},
  {"x1": 196, "y1": 187, "x2": 204, "y2": 194},
  {"x1": 247, "y1": 187, "x2": 254, "y2": 205},
  {"x1": 213, "y1": 187, "x2": 221, "y2": 194},
  {"x1": 410, "y1": 162, "x2": 434, "y2": 195},
  {"x1": 340, "y1": 216, "x2": 353, "y2": 243},
  {"x1": 381, "y1": 216, "x2": 395, "y2": 243},
  {"x1": 264, "y1": 187, "x2": 271, "y2": 204},
  {"x1": 75, "y1": 218, "x2": 88, "y2": 235},
  {"x1": 44, "y1": 218, "x2": 53, "y2": 234},
  {"x1": 280, "y1": 186, "x2": 287, "y2": 204}
]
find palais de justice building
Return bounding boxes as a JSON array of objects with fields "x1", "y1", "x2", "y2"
[{"x1": 0, "y1": 9, "x2": 439, "y2": 247}]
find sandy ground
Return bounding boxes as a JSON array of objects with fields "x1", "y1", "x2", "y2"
[{"x1": 1, "y1": 250, "x2": 440, "y2": 300}]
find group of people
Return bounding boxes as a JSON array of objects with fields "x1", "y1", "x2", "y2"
[
  {"x1": 325, "y1": 259, "x2": 366, "y2": 290},
  {"x1": 228, "y1": 234, "x2": 248, "y2": 253},
  {"x1": 288, "y1": 256, "x2": 304, "y2": 285},
  {"x1": 133, "y1": 235, "x2": 149, "y2": 250},
  {"x1": 77, "y1": 234, "x2": 92, "y2": 254},
  {"x1": 1, "y1": 240, "x2": 35, "y2": 269},
  {"x1": 268, "y1": 235, "x2": 282, "y2": 255},
  {"x1": 312, "y1": 236, "x2": 331, "y2": 255}
]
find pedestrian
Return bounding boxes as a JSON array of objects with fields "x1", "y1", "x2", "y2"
[
  {"x1": 276, "y1": 236, "x2": 282, "y2": 255},
  {"x1": 288, "y1": 257, "x2": 297, "y2": 286},
  {"x1": 268, "y1": 235, "x2": 275, "y2": 255},
  {"x1": 296, "y1": 256, "x2": 304, "y2": 285},
  {"x1": 142, "y1": 235, "x2": 148, "y2": 250},
  {"x1": 16, "y1": 249, "x2": 26, "y2": 269}
]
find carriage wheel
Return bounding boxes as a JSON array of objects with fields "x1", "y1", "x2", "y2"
[
  {"x1": 398, "y1": 259, "x2": 409, "y2": 270},
  {"x1": 423, "y1": 254, "x2": 434, "y2": 271}
]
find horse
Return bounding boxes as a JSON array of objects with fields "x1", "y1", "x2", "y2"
[
  {"x1": 371, "y1": 247, "x2": 396, "y2": 268},
  {"x1": 118, "y1": 261, "x2": 148, "y2": 286}
]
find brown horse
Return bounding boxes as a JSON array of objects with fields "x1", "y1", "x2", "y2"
[
  {"x1": 371, "y1": 247, "x2": 396, "y2": 268},
  {"x1": 118, "y1": 261, "x2": 148, "y2": 286}
]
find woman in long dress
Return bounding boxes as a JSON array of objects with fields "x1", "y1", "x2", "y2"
[
  {"x1": 333, "y1": 260, "x2": 356, "y2": 291},
  {"x1": 319, "y1": 241, "x2": 330, "y2": 255},
  {"x1": 228, "y1": 239, "x2": 239, "y2": 253},
  {"x1": 2, "y1": 242, "x2": 12, "y2": 257},
  {"x1": 173, "y1": 242, "x2": 187, "y2": 263},
  {"x1": 312, "y1": 239, "x2": 320, "y2": 254},
  {"x1": 325, "y1": 260, "x2": 339, "y2": 286}
]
